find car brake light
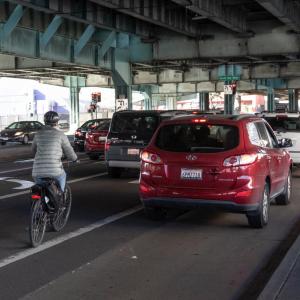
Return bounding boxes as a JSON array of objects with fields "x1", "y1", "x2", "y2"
[
  {"x1": 141, "y1": 151, "x2": 162, "y2": 164},
  {"x1": 105, "y1": 139, "x2": 111, "y2": 152},
  {"x1": 31, "y1": 194, "x2": 41, "y2": 200},
  {"x1": 192, "y1": 118, "x2": 207, "y2": 123},
  {"x1": 223, "y1": 154, "x2": 257, "y2": 167}
]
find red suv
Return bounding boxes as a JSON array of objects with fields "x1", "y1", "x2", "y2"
[
  {"x1": 84, "y1": 119, "x2": 110, "y2": 160},
  {"x1": 140, "y1": 115, "x2": 293, "y2": 228}
]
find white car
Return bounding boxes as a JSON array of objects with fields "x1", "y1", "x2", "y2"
[{"x1": 259, "y1": 112, "x2": 300, "y2": 164}]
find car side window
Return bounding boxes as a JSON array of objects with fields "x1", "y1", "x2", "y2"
[
  {"x1": 34, "y1": 122, "x2": 42, "y2": 129},
  {"x1": 246, "y1": 122, "x2": 261, "y2": 146},
  {"x1": 264, "y1": 123, "x2": 279, "y2": 148},
  {"x1": 255, "y1": 122, "x2": 272, "y2": 148}
]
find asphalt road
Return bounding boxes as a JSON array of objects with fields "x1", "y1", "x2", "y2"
[{"x1": 0, "y1": 144, "x2": 300, "y2": 300}]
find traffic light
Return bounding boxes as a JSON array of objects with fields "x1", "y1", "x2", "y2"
[{"x1": 91, "y1": 92, "x2": 101, "y2": 102}]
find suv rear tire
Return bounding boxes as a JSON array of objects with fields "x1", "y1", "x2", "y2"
[
  {"x1": 108, "y1": 167, "x2": 122, "y2": 178},
  {"x1": 275, "y1": 169, "x2": 291, "y2": 205},
  {"x1": 247, "y1": 183, "x2": 270, "y2": 228}
]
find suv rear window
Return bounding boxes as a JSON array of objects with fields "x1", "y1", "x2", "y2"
[
  {"x1": 264, "y1": 116, "x2": 300, "y2": 132},
  {"x1": 111, "y1": 113, "x2": 158, "y2": 137},
  {"x1": 95, "y1": 120, "x2": 110, "y2": 131},
  {"x1": 156, "y1": 124, "x2": 239, "y2": 153}
]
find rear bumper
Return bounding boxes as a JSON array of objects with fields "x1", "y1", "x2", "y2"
[
  {"x1": 85, "y1": 144, "x2": 104, "y2": 154},
  {"x1": 107, "y1": 160, "x2": 140, "y2": 169},
  {"x1": 74, "y1": 139, "x2": 85, "y2": 146},
  {"x1": 141, "y1": 197, "x2": 259, "y2": 213},
  {"x1": 0, "y1": 136, "x2": 23, "y2": 142},
  {"x1": 140, "y1": 179, "x2": 262, "y2": 213}
]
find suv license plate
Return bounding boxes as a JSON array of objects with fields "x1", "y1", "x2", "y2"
[
  {"x1": 128, "y1": 148, "x2": 139, "y2": 155},
  {"x1": 181, "y1": 168, "x2": 202, "y2": 180},
  {"x1": 99, "y1": 136, "x2": 106, "y2": 141}
]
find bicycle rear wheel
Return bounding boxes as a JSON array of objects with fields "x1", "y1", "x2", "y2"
[
  {"x1": 29, "y1": 199, "x2": 47, "y2": 247},
  {"x1": 51, "y1": 184, "x2": 72, "y2": 232}
]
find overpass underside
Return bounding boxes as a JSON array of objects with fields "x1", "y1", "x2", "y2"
[{"x1": 0, "y1": 0, "x2": 299, "y2": 121}]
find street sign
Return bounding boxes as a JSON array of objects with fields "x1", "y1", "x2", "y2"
[
  {"x1": 224, "y1": 85, "x2": 234, "y2": 95},
  {"x1": 219, "y1": 76, "x2": 240, "y2": 81},
  {"x1": 116, "y1": 99, "x2": 128, "y2": 111}
]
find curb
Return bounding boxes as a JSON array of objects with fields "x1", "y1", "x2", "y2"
[{"x1": 258, "y1": 234, "x2": 300, "y2": 300}]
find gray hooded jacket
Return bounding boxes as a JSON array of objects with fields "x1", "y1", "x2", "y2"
[{"x1": 32, "y1": 126, "x2": 77, "y2": 178}]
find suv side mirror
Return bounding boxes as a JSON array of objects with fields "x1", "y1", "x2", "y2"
[{"x1": 278, "y1": 138, "x2": 293, "y2": 148}]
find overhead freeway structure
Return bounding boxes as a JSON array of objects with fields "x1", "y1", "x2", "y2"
[{"x1": 0, "y1": 0, "x2": 299, "y2": 122}]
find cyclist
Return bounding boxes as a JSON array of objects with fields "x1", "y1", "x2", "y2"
[{"x1": 32, "y1": 111, "x2": 78, "y2": 192}]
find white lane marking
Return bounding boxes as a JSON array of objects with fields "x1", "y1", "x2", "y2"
[
  {"x1": 0, "y1": 167, "x2": 32, "y2": 175},
  {"x1": 68, "y1": 172, "x2": 107, "y2": 183},
  {"x1": 0, "y1": 172, "x2": 107, "y2": 201},
  {"x1": 129, "y1": 180, "x2": 139, "y2": 184},
  {"x1": 0, "y1": 205, "x2": 142, "y2": 269},
  {"x1": 0, "y1": 158, "x2": 98, "y2": 175},
  {"x1": 0, "y1": 190, "x2": 30, "y2": 200},
  {"x1": 14, "y1": 159, "x2": 34, "y2": 163}
]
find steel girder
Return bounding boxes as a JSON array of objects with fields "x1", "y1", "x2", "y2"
[
  {"x1": 171, "y1": 0, "x2": 247, "y2": 33},
  {"x1": 6, "y1": 0, "x2": 151, "y2": 37},
  {"x1": 256, "y1": 0, "x2": 300, "y2": 32},
  {"x1": 88, "y1": 0, "x2": 198, "y2": 37}
]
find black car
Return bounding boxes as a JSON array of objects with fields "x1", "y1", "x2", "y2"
[
  {"x1": 105, "y1": 110, "x2": 191, "y2": 178},
  {"x1": 0, "y1": 121, "x2": 43, "y2": 145},
  {"x1": 74, "y1": 119, "x2": 106, "y2": 151}
]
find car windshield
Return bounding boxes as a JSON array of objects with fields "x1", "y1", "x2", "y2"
[
  {"x1": 81, "y1": 120, "x2": 101, "y2": 130},
  {"x1": 156, "y1": 123, "x2": 239, "y2": 153},
  {"x1": 111, "y1": 114, "x2": 159, "y2": 137},
  {"x1": 7, "y1": 122, "x2": 26, "y2": 129},
  {"x1": 263, "y1": 116, "x2": 300, "y2": 132},
  {"x1": 95, "y1": 120, "x2": 110, "y2": 131}
]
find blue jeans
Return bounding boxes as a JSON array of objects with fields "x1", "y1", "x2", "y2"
[{"x1": 34, "y1": 170, "x2": 66, "y2": 191}]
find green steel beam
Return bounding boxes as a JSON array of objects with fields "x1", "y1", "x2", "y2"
[
  {"x1": 74, "y1": 25, "x2": 96, "y2": 57},
  {"x1": 99, "y1": 31, "x2": 116, "y2": 59},
  {"x1": 40, "y1": 15, "x2": 63, "y2": 48},
  {"x1": 0, "y1": 4, "x2": 23, "y2": 40}
]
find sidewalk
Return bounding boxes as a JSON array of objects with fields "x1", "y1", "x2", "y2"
[{"x1": 258, "y1": 234, "x2": 300, "y2": 300}]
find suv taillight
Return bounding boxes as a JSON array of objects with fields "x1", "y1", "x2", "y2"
[
  {"x1": 105, "y1": 139, "x2": 111, "y2": 152},
  {"x1": 141, "y1": 151, "x2": 162, "y2": 164},
  {"x1": 223, "y1": 154, "x2": 257, "y2": 167}
]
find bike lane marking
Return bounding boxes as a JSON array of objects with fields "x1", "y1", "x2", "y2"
[
  {"x1": 0, "y1": 172, "x2": 108, "y2": 201},
  {"x1": 0, "y1": 205, "x2": 142, "y2": 269},
  {"x1": 0, "y1": 158, "x2": 97, "y2": 175}
]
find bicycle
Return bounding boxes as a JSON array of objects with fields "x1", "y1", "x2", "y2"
[{"x1": 29, "y1": 179, "x2": 72, "y2": 247}]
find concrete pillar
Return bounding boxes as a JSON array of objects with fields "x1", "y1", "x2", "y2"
[
  {"x1": 267, "y1": 88, "x2": 275, "y2": 112},
  {"x1": 296, "y1": 89, "x2": 299, "y2": 112},
  {"x1": 288, "y1": 89, "x2": 298, "y2": 112},
  {"x1": 112, "y1": 47, "x2": 132, "y2": 111},
  {"x1": 70, "y1": 86, "x2": 80, "y2": 125},
  {"x1": 114, "y1": 84, "x2": 132, "y2": 110},
  {"x1": 64, "y1": 76, "x2": 86, "y2": 130},
  {"x1": 199, "y1": 92, "x2": 209, "y2": 111}
]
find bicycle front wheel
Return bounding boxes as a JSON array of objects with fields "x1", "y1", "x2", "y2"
[
  {"x1": 29, "y1": 200, "x2": 47, "y2": 247},
  {"x1": 51, "y1": 184, "x2": 72, "y2": 232}
]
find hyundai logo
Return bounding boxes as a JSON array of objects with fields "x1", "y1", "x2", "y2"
[{"x1": 186, "y1": 154, "x2": 197, "y2": 161}]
